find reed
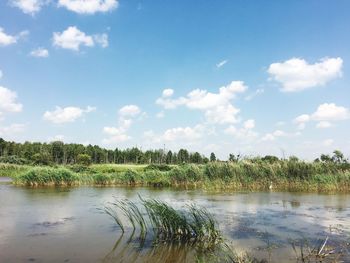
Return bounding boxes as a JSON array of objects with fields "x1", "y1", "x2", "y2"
[{"x1": 105, "y1": 196, "x2": 222, "y2": 247}]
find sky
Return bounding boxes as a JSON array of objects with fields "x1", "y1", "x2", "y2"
[{"x1": 0, "y1": 0, "x2": 350, "y2": 160}]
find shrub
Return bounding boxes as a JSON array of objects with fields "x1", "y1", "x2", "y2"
[
  {"x1": 0, "y1": 155, "x2": 29, "y2": 165},
  {"x1": 76, "y1": 154, "x2": 92, "y2": 166}
]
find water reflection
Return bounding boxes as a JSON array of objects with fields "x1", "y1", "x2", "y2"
[{"x1": 0, "y1": 186, "x2": 349, "y2": 262}]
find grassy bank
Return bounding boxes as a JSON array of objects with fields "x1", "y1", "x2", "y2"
[{"x1": 6, "y1": 161, "x2": 350, "y2": 192}]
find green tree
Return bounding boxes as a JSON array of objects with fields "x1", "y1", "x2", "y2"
[
  {"x1": 210, "y1": 152, "x2": 216, "y2": 162},
  {"x1": 165, "y1": 150, "x2": 173, "y2": 164},
  {"x1": 76, "y1": 154, "x2": 92, "y2": 166}
]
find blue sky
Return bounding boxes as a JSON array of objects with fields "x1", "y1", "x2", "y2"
[{"x1": 0, "y1": 0, "x2": 350, "y2": 160}]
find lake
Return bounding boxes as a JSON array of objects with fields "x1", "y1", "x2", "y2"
[{"x1": 0, "y1": 182, "x2": 349, "y2": 262}]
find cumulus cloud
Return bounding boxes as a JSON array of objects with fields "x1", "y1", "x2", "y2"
[
  {"x1": 316, "y1": 121, "x2": 332, "y2": 129},
  {"x1": 52, "y1": 26, "x2": 108, "y2": 51},
  {"x1": 162, "y1": 88, "x2": 174, "y2": 97},
  {"x1": 261, "y1": 129, "x2": 299, "y2": 141},
  {"x1": 156, "y1": 81, "x2": 247, "y2": 124},
  {"x1": 30, "y1": 47, "x2": 49, "y2": 57},
  {"x1": 268, "y1": 57, "x2": 343, "y2": 92},
  {"x1": 143, "y1": 125, "x2": 205, "y2": 145},
  {"x1": 0, "y1": 27, "x2": 28, "y2": 46},
  {"x1": 224, "y1": 119, "x2": 258, "y2": 140},
  {"x1": 216, "y1": 60, "x2": 228, "y2": 68},
  {"x1": 43, "y1": 106, "x2": 96, "y2": 124},
  {"x1": 103, "y1": 104, "x2": 142, "y2": 144},
  {"x1": 0, "y1": 123, "x2": 25, "y2": 136},
  {"x1": 58, "y1": 0, "x2": 118, "y2": 14},
  {"x1": 163, "y1": 125, "x2": 203, "y2": 142},
  {"x1": 0, "y1": 86, "x2": 23, "y2": 113},
  {"x1": 118, "y1": 104, "x2": 141, "y2": 117},
  {"x1": 9, "y1": 0, "x2": 48, "y2": 15},
  {"x1": 294, "y1": 103, "x2": 350, "y2": 129}
]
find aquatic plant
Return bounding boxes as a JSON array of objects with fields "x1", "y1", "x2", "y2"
[
  {"x1": 13, "y1": 167, "x2": 78, "y2": 186},
  {"x1": 105, "y1": 196, "x2": 222, "y2": 247}
]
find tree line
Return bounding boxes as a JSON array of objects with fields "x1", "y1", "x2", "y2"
[
  {"x1": 0, "y1": 138, "x2": 348, "y2": 166},
  {"x1": 0, "y1": 138, "x2": 210, "y2": 165}
]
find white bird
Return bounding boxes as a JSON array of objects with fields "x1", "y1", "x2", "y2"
[{"x1": 269, "y1": 181, "x2": 273, "y2": 190}]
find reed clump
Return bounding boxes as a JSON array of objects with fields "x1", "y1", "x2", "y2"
[
  {"x1": 13, "y1": 167, "x2": 78, "y2": 186},
  {"x1": 9, "y1": 160, "x2": 350, "y2": 192},
  {"x1": 105, "y1": 196, "x2": 222, "y2": 248}
]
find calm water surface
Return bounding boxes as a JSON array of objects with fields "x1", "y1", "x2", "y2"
[{"x1": 0, "y1": 183, "x2": 349, "y2": 263}]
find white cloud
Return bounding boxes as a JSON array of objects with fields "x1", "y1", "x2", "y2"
[
  {"x1": 30, "y1": 47, "x2": 49, "y2": 57},
  {"x1": 216, "y1": 60, "x2": 228, "y2": 68},
  {"x1": 0, "y1": 70, "x2": 2, "y2": 79},
  {"x1": 244, "y1": 88, "x2": 264, "y2": 101},
  {"x1": 48, "y1": 134, "x2": 65, "y2": 142},
  {"x1": 162, "y1": 88, "x2": 174, "y2": 97},
  {"x1": 156, "y1": 81, "x2": 247, "y2": 124},
  {"x1": 205, "y1": 104, "x2": 240, "y2": 124},
  {"x1": 102, "y1": 126, "x2": 130, "y2": 143},
  {"x1": 294, "y1": 103, "x2": 350, "y2": 129},
  {"x1": 261, "y1": 133, "x2": 275, "y2": 141},
  {"x1": 243, "y1": 119, "x2": 255, "y2": 130},
  {"x1": 261, "y1": 129, "x2": 298, "y2": 141},
  {"x1": 316, "y1": 121, "x2": 332, "y2": 129},
  {"x1": 93, "y1": 33, "x2": 108, "y2": 48},
  {"x1": 163, "y1": 125, "x2": 204, "y2": 142},
  {"x1": 312, "y1": 103, "x2": 349, "y2": 121},
  {"x1": 294, "y1": 114, "x2": 310, "y2": 123},
  {"x1": 53, "y1": 26, "x2": 108, "y2": 51},
  {"x1": 268, "y1": 57, "x2": 343, "y2": 92},
  {"x1": 118, "y1": 104, "x2": 141, "y2": 117},
  {"x1": 156, "y1": 111, "x2": 165, "y2": 118},
  {"x1": 9, "y1": 0, "x2": 48, "y2": 15},
  {"x1": 224, "y1": 119, "x2": 258, "y2": 140},
  {"x1": 103, "y1": 104, "x2": 142, "y2": 144},
  {"x1": 0, "y1": 27, "x2": 17, "y2": 46},
  {"x1": 0, "y1": 123, "x2": 25, "y2": 136},
  {"x1": 0, "y1": 86, "x2": 23, "y2": 113},
  {"x1": 58, "y1": 0, "x2": 118, "y2": 14},
  {"x1": 323, "y1": 139, "x2": 334, "y2": 147},
  {"x1": 43, "y1": 106, "x2": 96, "y2": 124}
]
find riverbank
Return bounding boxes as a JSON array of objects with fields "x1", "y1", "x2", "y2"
[{"x1": 3, "y1": 161, "x2": 350, "y2": 192}]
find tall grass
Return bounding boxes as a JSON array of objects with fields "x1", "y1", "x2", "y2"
[
  {"x1": 105, "y1": 196, "x2": 222, "y2": 247},
  {"x1": 9, "y1": 160, "x2": 350, "y2": 192},
  {"x1": 13, "y1": 167, "x2": 78, "y2": 186}
]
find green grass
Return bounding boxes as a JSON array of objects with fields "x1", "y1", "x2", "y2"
[{"x1": 7, "y1": 161, "x2": 350, "y2": 192}]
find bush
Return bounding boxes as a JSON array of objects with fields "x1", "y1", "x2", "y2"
[
  {"x1": 0, "y1": 155, "x2": 29, "y2": 165},
  {"x1": 76, "y1": 154, "x2": 92, "y2": 166}
]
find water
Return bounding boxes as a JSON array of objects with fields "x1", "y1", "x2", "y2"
[{"x1": 0, "y1": 183, "x2": 349, "y2": 262}]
